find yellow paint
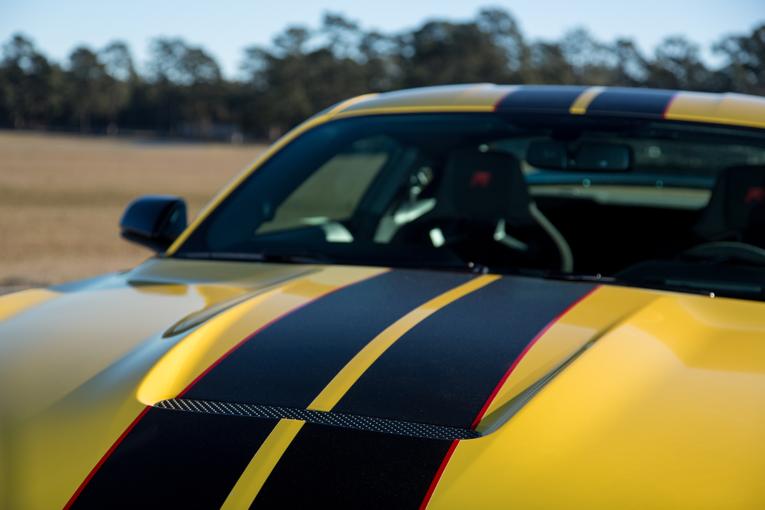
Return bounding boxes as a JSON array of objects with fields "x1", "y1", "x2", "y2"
[
  {"x1": 0, "y1": 288, "x2": 59, "y2": 322},
  {"x1": 335, "y1": 105, "x2": 496, "y2": 118},
  {"x1": 426, "y1": 291, "x2": 765, "y2": 509},
  {"x1": 309, "y1": 275, "x2": 500, "y2": 411},
  {"x1": 3, "y1": 261, "x2": 382, "y2": 509},
  {"x1": 326, "y1": 92, "x2": 379, "y2": 114},
  {"x1": 9, "y1": 83, "x2": 765, "y2": 508},
  {"x1": 665, "y1": 91, "x2": 765, "y2": 129},
  {"x1": 340, "y1": 83, "x2": 514, "y2": 112},
  {"x1": 222, "y1": 274, "x2": 499, "y2": 508},
  {"x1": 476, "y1": 285, "x2": 658, "y2": 424},
  {"x1": 220, "y1": 419, "x2": 305, "y2": 510},
  {"x1": 570, "y1": 86, "x2": 605, "y2": 114},
  {"x1": 137, "y1": 266, "x2": 386, "y2": 404}
]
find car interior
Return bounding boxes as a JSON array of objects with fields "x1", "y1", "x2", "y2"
[{"x1": 178, "y1": 113, "x2": 765, "y2": 300}]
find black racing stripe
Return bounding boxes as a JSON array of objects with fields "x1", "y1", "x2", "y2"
[
  {"x1": 334, "y1": 276, "x2": 595, "y2": 429},
  {"x1": 70, "y1": 270, "x2": 472, "y2": 508},
  {"x1": 251, "y1": 423, "x2": 452, "y2": 509},
  {"x1": 71, "y1": 408, "x2": 277, "y2": 509},
  {"x1": 586, "y1": 87, "x2": 676, "y2": 117},
  {"x1": 183, "y1": 269, "x2": 473, "y2": 407},
  {"x1": 495, "y1": 85, "x2": 588, "y2": 112},
  {"x1": 253, "y1": 277, "x2": 594, "y2": 508}
]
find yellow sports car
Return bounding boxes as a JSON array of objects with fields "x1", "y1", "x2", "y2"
[{"x1": 3, "y1": 84, "x2": 765, "y2": 509}]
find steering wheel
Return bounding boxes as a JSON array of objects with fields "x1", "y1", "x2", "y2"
[{"x1": 682, "y1": 241, "x2": 765, "y2": 266}]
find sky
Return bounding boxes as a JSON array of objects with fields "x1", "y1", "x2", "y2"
[{"x1": 1, "y1": 0, "x2": 763, "y2": 77}]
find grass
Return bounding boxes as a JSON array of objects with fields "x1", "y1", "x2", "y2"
[{"x1": 0, "y1": 131, "x2": 264, "y2": 289}]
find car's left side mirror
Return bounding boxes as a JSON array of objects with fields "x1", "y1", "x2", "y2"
[{"x1": 120, "y1": 195, "x2": 187, "y2": 253}]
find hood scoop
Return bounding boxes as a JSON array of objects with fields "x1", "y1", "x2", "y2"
[{"x1": 153, "y1": 398, "x2": 479, "y2": 441}]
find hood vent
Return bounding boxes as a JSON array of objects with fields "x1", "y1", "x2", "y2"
[{"x1": 154, "y1": 398, "x2": 479, "y2": 440}]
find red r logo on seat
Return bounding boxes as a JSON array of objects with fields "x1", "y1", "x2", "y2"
[
  {"x1": 470, "y1": 170, "x2": 492, "y2": 188},
  {"x1": 745, "y1": 186, "x2": 765, "y2": 204}
]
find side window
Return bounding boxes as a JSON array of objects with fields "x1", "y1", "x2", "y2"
[{"x1": 257, "y1": 136, "x2": 396, "y2": 234}]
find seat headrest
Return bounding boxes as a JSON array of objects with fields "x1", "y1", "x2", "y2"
[
  {"x1": 433, "y1": 148, "x2": 532, "y2": 223},
  {"x1": 695, "y1": 165, "x2": 765, "y2": 243}
]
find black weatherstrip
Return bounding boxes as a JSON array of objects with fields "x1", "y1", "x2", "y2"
[
  {"x1": 183, "y1": 269, "x2": 473, "y2": 406},
  {"x1": 251, "y1": 424, "x2": 453, "y2": 509},
  {"x1": 495, "y1": 85, "x2": 587, "y2": 112},
  {"x1": 586, "y1": 87, "x2": 676, "y2": 117},
  {"x1": 255, "y1": 276, "x2": 595, "y2": 508},
  {"x1": 71, "y1": 408, "x2": 277, "y2": 509}
]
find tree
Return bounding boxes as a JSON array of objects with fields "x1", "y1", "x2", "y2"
[
  {"x1": 560, "y1": 28, "x2": 619, "y2": 84},
  {"x1": 477, "y1": 8, "x2": 528, "y2": 81},
  {"x1": 1, "y1": 9, "x2": 764, "y2": 138},
  {"x1": 0, "y1": 34, "x2": 62, "y2": 128},
  {"x1": 647, "y1": 36, "x2": 712, "y2": 90},
  {"x1": 98, "y1": 42, "x2": 135, "y2": 132},
  {"x1": 67, "y1": 46, "x2": 122, "y2": 131},
  {"x1": 397, "y1": 20, "x2": 511, "y2": 87},
  {"x1": 715, "y1": 24, "x2": 765, "y2": 95},
  {"x1": 147, "y1": 38, "x2": 221, "y2": 85},
  {"x1": 241, "y1": 19, "x2": 372, "y2": 136}
]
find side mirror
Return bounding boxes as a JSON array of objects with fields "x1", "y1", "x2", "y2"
[{"x1": 120, "y1": 195, "x2": 187, "y2": 252}]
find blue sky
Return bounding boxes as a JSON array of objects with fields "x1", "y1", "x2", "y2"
[{"x1": 1, "y1": 0, "x2": 763, "y2": 77}]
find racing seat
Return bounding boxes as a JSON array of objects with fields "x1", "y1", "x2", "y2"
[
  {"x1": 694, "y1": 165, "x2": 765, "y2": 247},
  {"x1": 393, "y1": 148, "x2": 573, "y2": 271}
]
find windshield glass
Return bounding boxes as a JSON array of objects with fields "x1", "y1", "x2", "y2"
[{"x1": 177, "y1": 113, "x2": 765, "y2": 301}]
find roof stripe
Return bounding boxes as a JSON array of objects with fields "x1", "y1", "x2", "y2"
[
  {"x1": 586, "y1": 87, "x2": 677, "y2": 117},
  {"x1": 496, "y1": 85, "x2": 588, "y2": 112},
  {"x1": 570, "y1": 86, "x2": 606, "y2": 114}
]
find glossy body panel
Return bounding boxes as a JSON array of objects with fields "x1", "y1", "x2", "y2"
[
  {"x1": 0, "y1": 258, "x2": 381, "y2": 509},
  {"x1": 0, "y1": 288, "x2": 59, "y2": 322},
  {"x1": 665, "y1": 91, "x2": 765, "y2": 129},
  {"x1": 427, "y1": 292, "x2": 765, "y2": 509},
  {"x1": 4, "y1": 262, "x2": 765, "y2": 509},
  {"x1": 4, "y1": 84, "x2": 765, "y2": 509}
]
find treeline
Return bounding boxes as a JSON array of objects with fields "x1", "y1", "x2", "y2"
[{"x1": 1, "y1": 8, "x2": 764, "y2": 140}]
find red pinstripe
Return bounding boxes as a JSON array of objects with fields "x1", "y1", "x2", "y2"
[{"x1": 418, "y1": 285, "x2": 601, "y2": 509}]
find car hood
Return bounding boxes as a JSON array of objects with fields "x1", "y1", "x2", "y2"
[{"x1": 2, "y1": 258, "x2": 765, "y2": 509}]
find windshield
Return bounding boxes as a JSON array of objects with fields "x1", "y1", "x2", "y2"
[{"x1": 177, "y1": 113, "x2": 765, "y2": 301}]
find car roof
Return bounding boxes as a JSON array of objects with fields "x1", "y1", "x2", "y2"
[
  {"x1": 166, "y1": 84, "x2": 765, "y2": 255},
  {"x1": 330, "y1": 84, "x2": 765, "y2": 130}
]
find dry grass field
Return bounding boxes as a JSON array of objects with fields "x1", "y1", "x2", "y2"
[{"x1": 0, "y1": 131, "x2": 264, "y2": 291}]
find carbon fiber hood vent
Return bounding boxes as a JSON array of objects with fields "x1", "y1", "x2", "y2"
[{"x1": 153, "y1": 398, "x2": 479, "y2": 440}]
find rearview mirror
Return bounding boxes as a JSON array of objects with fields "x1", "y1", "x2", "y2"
[
  {"x1": 120, "y1": 195, "x2": 187, "y2": 252},
  {"x1": 526, "y1": 140, "x2": 633, "y2": 172},
  {"x1": 574, "y1": 143, "x2": 632, "y2": 171},
  {"x1": 526, "y1": 141, "x2": 568, "y2": 170}
]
